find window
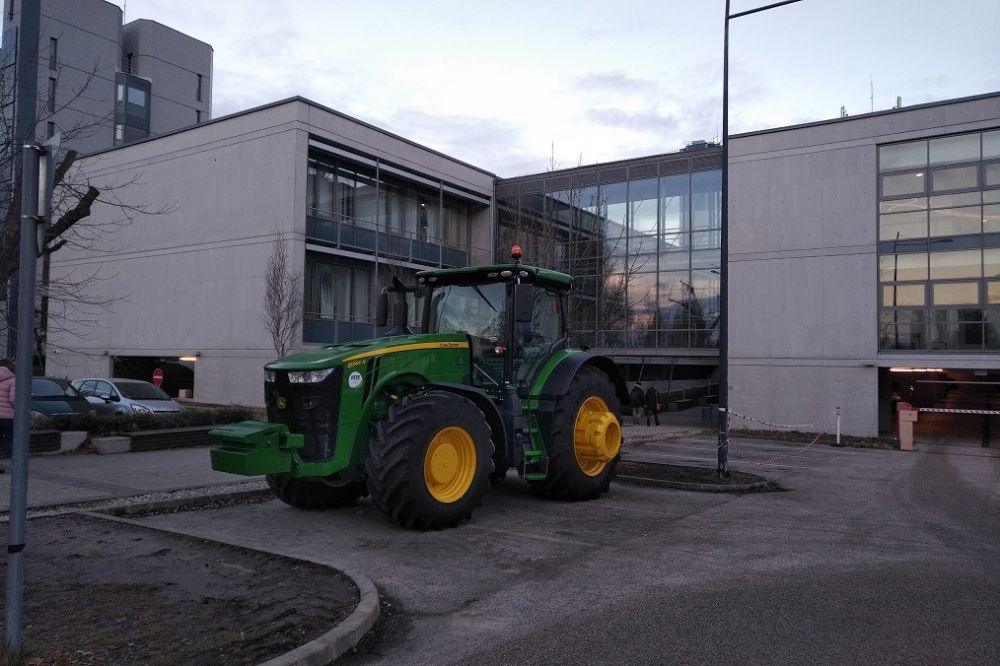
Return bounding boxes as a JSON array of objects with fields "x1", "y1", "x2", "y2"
[
  {"x1": 48, "y1": 38, "x2": 56, "y2": 70},
  {"x1": 196, "y1": 110, "x2": 201, "y2": 124},
  {"x1": 878, "y1": 130, "x2": 999, "y2": 351},
  {"x1": 47, "y1": 77, "x2": 55, "y2": 112},
  {"x1": 196, "y1": 74, "x2": 203, "y2": 102},
  {"x1": 46, "y1": 121, "x2": 54, "y2": 139}
]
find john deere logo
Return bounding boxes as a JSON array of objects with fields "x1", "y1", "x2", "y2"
[
  {"x1": 348, "y1": 371, "x2": 363, "y2": 389},
  {"x1": 276, "y1": 397, "x2": 287, "y2": 409}
]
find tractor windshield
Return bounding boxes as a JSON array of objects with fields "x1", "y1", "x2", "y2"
[{"x1": 428, "y1": 283, "x2": 506, "y2": 340}]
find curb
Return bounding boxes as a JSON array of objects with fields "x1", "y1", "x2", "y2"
[
  {"x1": 79, "y1": 508, "x2": 380, "y2": 666},
  {"x1": 617, "y1": 473, "x2": 773, "y2": 493}
]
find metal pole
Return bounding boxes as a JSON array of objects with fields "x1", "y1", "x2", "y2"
[
  {"x1": 5, "y1": 143, "x2": 41, "y2": 653},
  {"x1": 6, "y1": 0, "x2": 41, "y2": 359},
  {"x1": 717, "y1": 0, "x2": 731, "y2": 477},
  {"x1": 718, "y1": 0, "x2": 806, "y2": 477}
]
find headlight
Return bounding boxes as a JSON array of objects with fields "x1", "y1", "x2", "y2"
[
  {"x1": 287, "y1": 368, "x2": 335, "y2": 383},
  {"x1": 265, "y1": 369, "x2": 277, "y2": 382},
  {"x1": 131, "y1": 404, "x2": 152, "y2": 414}
]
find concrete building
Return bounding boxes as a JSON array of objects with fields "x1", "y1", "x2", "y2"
[
  {"x1": 728, "y1": 92, "x2": 1000, "y2": 436},
  {"x1": 45, "y1": 98, "x2": 494, "y2": 405},
  {"x1": 2, "y1": 0, "x2": 212, "y2": 153},
  {"x1": 1, "y1": 0, "x2": 212, "y2": 356}
]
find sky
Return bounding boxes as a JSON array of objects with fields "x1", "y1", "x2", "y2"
[{"x1": 111, "y1": 0, "x2": 999, "y2": 177}]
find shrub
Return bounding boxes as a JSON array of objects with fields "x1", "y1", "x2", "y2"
[{"x1": 35, "y1": 406, "x2": 256, "y2": 436}]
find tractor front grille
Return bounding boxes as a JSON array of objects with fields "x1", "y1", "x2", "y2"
[{"x1": 265, "y1": 367, "x2": 343, "y2": 462}]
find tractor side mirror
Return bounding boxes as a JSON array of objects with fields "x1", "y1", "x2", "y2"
[
  {"x1": 514, "y1": 284, "x2": 535, "y2": 323},
  {"x1": 375, "y1": 291, "x2": 389, "y2": 327}
]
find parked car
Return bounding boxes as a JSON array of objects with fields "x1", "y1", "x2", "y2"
[
  {"x1": 71, "y1": 378, "x2": 183, "y2": 414},
  {"x1": 31, "y1": 377, "x2": 110, "y2": 417}
]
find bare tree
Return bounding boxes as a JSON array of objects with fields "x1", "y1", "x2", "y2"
[{"x1": 261, "y1": 229, "x2": 303, "y2": 358}]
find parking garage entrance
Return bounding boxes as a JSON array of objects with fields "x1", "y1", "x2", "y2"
[
  {"x1": 111, "y1": 356, "x2": 194, "y2": 399},
  {"x1": 881, "y1": 367, "x2": 1000, "y2": 448}
]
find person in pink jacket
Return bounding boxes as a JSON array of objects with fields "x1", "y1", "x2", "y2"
[{"x1": 0, "y1": 358, "x2": 15, "y2": 464}]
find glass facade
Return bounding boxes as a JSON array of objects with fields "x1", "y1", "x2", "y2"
[
  {"x1": 496, "y1": 150, "x2": 722, "y2": 350},
  {"x1": 878, "y1": 129, "x2": 1000, "y2": 351},
  {"x1": 303, "y1": 148, "x2": 486, "y2": 344},
  {"x1": 113, "y1": 73, "x2": 151, "y2": 145}
]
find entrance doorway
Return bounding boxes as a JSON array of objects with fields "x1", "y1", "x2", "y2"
[{"x1": 111, "y1": 356, "x2": 194, "y2": 399}]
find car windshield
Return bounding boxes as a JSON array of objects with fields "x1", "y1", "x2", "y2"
[
  {"x1": 115, "y1": 381, "x2": 171, "y2": 400},
  {"x1": 428, "y1": 282, "x2": 506, "y2": 340},
  {"x1": 31, "y1": 378, "x2": 80, "y2": 398}
]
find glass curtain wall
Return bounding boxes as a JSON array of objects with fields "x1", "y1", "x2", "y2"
[
  {"x1": 878, "y1": 129, "x2": 1000, "y2": 351},
  {"x1": 498, "y1": 165, "x2": 722, "y2": 350},
  {"x1": 303, "y1": 150, "x2": 480, "y2": 345},
  {"x1": 306, "y1": 153, "x2": 472, "y2": 267}
]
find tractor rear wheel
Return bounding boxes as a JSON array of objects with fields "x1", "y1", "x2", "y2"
[
  {"x1": 529, "y1": 364, "x2": 621, "y2": 501},
  {"x1": 266, "y1": 474, "x2": 368, "y2": 510},
  {"x1": 366, "y1": 391, "x2": 493, "y2": 529}
]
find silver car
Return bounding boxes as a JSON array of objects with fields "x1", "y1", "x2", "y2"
[{"x1": 71, "y1": 377, "x2": 183, "y2": 414}]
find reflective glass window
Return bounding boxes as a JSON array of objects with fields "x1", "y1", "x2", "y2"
[
  {"x1": 879, "y1": 253, "x2": 927, "y2": 282},
  {"x1": 691, "y1": 170, "x2": 721, "y2": 231},
  {"x1": 880, "y1": 141, "x2": 926, "y2": 171},
  {"x1": 658, "y1": 272, "x2": 691, "y2": 332},
  {"x1": 880, "y1": 323, "x2": 927, "y2": 350},
  {"x1": 660, "y1": 174, "x2": 689, "y2": 238},
  {"x1": 931, "y1": 165, "x2": 978, "y2": 192},
  {"x1": 989, "y1": 280, "x2": 1000, "y2": 304},
  {"x1": 986, "y1": 162, "x2": 1000, "y2": 188},
  {"x1": 880, "y1": 211, "x2": 926, "y2": 241},
  {"x1": 986, "y1": 248, "x2": 1000, "y2": 279},
  {"x1": 933, "y1": 282, "x2": 979, "y2": 305},
  {"x1": 930, "y1": 192, "x2": 980, "y2": 208},
  {"x1": 691, "y1": 248, "x2": 720, "y2": 269},
  {"x1": 985, "y1": 130, "x2": 1000, "y2": 160},
  {"x1": 882, "y1": 171, "x2": 926, "y2": 197},
  {"x1": 883, "y1": 284, "x2": 924, "y2": 307},
  {"x1": 929, "y1": 134, "x2": 980, "y2": 165},
  {"x1": 629, "y1": 178, "x2": 658, "y2": 255},
  {"x1": 880, "y1": 197, "x2": 926, "y2": 214},
  {"x1": 929, "y1": 250, "x2": 981, "y2": 280},
  {"x1": 929, "y1": 207, "x2": 981, "y2": 237}
]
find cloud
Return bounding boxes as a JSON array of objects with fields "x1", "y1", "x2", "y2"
[
  {"x1": 573, "y1": 71, "x2": 658, "y2": 94},
  {"x1": 585, "y1": 108, "x2": 681, "y2": 134}
]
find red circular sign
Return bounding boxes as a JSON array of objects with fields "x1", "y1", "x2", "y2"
[{"x1": 152, "y1": 368, "x2": 164, "y2": 386}]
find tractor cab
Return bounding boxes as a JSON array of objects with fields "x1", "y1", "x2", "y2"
[{"x1": 381, "y1": 248, "x2": 575, "y2": 395}]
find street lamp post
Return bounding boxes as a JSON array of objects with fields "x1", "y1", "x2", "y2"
[{"x1": 719, "y1": 0, "x2": 805, "y2": 476}]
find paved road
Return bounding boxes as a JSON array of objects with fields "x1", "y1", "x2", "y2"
[{"x1": 136, "y1": 436, "x2": 1000, "y2": 665}]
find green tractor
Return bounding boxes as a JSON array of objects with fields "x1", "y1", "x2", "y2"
[{"x1": 209, "y1": 249, "x2": 627, "y2": 529}]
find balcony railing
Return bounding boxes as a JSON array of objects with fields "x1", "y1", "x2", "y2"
[{"x1": 306, "y1": 209, "x2": 490, "y2": 268}]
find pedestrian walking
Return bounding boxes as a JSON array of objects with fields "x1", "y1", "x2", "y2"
[
  {"x1": 0, "y1": 358, "x2": 15, "y2": 468},
  {"x1": 629, "y1": 381, "x2": 644, "y2": 425},
  {"x1": 645, "y1": 384, "x2": 660, "y2": 426}
]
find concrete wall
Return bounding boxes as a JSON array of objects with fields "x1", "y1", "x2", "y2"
[
  {"x1": 728, "y1": 94, "x2": 1000, "y2": 436},
  {"x1": 35, "y1": 0, "x2": 120, "y2": 153},
  {"x1": 122, "y1": 19, "x2": 212, "y2": 133},
  {"x1": 46, "y1": 99, "x2": 495, "y2": 406}
]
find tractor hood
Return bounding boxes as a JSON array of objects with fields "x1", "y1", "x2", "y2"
[{"x1": 266, "y1": 333, "x2": 470, "y2": 371}]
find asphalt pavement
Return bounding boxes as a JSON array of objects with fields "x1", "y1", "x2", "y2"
[{"x1": 3, "y1": 421, "x2": 999, "y2": 665}]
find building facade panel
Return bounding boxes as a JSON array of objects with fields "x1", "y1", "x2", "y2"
[
  {"x1": 47, "y1": 99, "x2": 495, "y2": 406},
  {"x1": 730, "y1": 93, "x2": 1000, "y2": 436}
]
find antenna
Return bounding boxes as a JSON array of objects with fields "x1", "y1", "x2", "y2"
[{"x1": 870, "y1": 77, "x2": 874, "y2": 113}]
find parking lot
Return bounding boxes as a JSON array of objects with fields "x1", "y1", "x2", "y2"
[{"x1": 134, "y1": 434, "x2": 1000, "y2": 665}]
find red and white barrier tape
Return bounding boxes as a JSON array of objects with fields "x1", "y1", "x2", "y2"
[{"x1": 918, "y1": 408, "x2": 1000, "y2": 416}]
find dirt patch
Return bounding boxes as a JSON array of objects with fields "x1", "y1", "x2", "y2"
[
  {"x1": 0, "y1": 513, "x2": 359, "y2": 665},
  {"x1": 617, "y1": 461, "x2": 772, "y2": 489}
]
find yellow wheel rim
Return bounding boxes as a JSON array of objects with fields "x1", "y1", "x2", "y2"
[
  {"x1": 424, "y1": 426, "x2": 477, "y2": 503},
  {"x1": 573, "y1": 396, "x2": 622, "y2": 477}
]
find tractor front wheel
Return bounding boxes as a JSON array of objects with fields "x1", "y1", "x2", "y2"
[
  {"x1": 529, "y1": 364, "x2": 621, "y2": 501},
  {"x1": 266, "y1": 474, "x2": 368, "y2": 510},
  {"x1": 366, "y1": 391, "x2": 493, "y2": 529}
]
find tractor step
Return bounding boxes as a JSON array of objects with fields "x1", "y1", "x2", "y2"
[{"x1": 522, "y1": 454, "x2": 548, "y2": 480}]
